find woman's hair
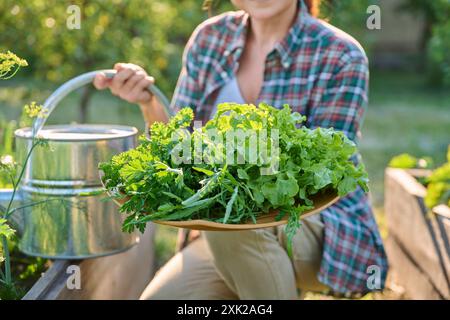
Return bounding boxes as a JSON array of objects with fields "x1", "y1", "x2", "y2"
[
  {"x1": 304, "y1": 0, "x2": 320, "y2": 17},
  {"x1": 203, "y1": 1, "x2": 321, "y2": 18}
]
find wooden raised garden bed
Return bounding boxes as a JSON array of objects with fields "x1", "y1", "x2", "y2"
[
  {"x1": 384, "y1": 168, "x2": 450, "y2": 299},
  {"x1": 22, "y1": 225, "x2": 155, "y2": 300}
]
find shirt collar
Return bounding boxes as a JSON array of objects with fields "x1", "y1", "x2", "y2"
[
  {"x1": 274, "y1": 0, "x2": 310, "y2": 69},
  {"x1": 227, "y1": 0, "x2": 309, "y2": 69},
  {"x1": 226, "y1": 12, "x2": 249, "y2": 57}
]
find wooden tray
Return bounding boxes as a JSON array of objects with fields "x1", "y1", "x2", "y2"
[
  {"x1": 153, "y1": 191, "x2": 339, "y2": 231},
  {"x1": 104, "y1": 181, "x2": 339, "y2": 231}
]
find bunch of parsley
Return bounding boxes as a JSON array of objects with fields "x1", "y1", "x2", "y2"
[
  {"x1": 100, "y1": 103, "x2": 368, "y2": 253},
  {"x1": 425, "y1": 147, "x2": 450, "y2": 209},
  {"x1": 389, "y1": 148, "x2": 450, "y2": 209}
]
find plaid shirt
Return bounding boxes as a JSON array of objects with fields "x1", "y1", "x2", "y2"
[{"x1": 170, "y1": 2, "x2": 388, "y2": 294}]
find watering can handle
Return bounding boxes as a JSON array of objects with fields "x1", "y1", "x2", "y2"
[{"x1": 33, "y1": 69, "x2": 173, "y2": 134}]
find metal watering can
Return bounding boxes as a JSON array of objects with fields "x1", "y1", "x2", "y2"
[{"x1": 0, "y1": 70, "x2": 172, "y2": 259}]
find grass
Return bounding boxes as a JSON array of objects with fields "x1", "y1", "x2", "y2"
[
  {"x1": 0, "y1": 236, "x2": 49, "y2": 299},
  {"x1": 361, "y1": 71, "x2": 450, "y2": 207},
  {"x1": 153, "y1": 225, "x2": 178, "y2": 270},
  {"x1": 0, "y1": 70, "x2": 449, "y2": 298}
]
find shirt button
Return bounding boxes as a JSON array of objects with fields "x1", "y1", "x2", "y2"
[
  {"x1": 282, "y1": 61, "x2": 290, "y2": 68},
  {"x1": 221, "y1": 71, "x2": 228, "y2": 79},
  {"x1": 224, "y1": 50, "x2": 230, "y2": 57}
]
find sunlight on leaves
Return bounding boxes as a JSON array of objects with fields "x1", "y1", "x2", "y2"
[
  {"x1": 0, "y1": 219, "x2": 15, "y2": 263},
  {"x1": 0, "y1": 51, "x2": 28, "y2": 80}
]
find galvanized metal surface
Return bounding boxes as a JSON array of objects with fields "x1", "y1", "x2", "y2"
[
  {"x1": 15, "y1": 125, "x2": 137, "y2": 191},
  {"x1": 14, "y1": 125, "x2": 139, "y2": 259}
]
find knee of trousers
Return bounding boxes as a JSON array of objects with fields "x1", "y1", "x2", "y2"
[{"x1": 203, "y1": 229, "x2": 272, "y2": 258}]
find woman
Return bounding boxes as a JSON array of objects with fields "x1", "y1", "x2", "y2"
[{"x1": 94, "y1": 0, "x2": 388, "y2": 299}]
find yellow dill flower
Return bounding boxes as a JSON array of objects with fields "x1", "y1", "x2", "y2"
[
  {"x1": 0, "y1": 51, "x2": 28, "y2": 80},
  {"x1": 24, "y1": 101, "x2": 48, "y2": 119}
]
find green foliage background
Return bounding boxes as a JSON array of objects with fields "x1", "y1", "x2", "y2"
[
  {"x1": 0, "y1": 0, "x2": 448, "y2": 299},
  {"x1": 0, "y1": 0, "x2": 236, "y2": 96},
  {"x1": 0, "y1": 1, "x2": 375, "y2": 91},
  {"x1": 1, "y1": 0, "x2": 448, "y2": 100},
  {"x1": 399, "y1": 0, "x2": 450, "y2": 85}
]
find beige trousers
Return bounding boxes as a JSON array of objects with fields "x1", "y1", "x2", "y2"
[{"x1": 140, "y1": 215, "x2": 328, "y2": 300}]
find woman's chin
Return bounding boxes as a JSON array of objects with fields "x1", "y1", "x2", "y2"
[
  {"x1": 238, "y1": 0, "x2": 296, "y2": 22},
  {"x1": 246, "y1": 8, "x2": 284, "y2": 21}
]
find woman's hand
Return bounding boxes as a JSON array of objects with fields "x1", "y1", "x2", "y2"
[
  {"x1": 93, "y1": 63, "x2": 154, "y2": 104},
  {"x1": 93, "y1": 63, "x2": 169, "y2": 124}
]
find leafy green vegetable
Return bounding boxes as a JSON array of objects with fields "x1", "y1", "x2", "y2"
[
  {"x1": 389, "y1": 148, "x2": 450, "y2": 209},
  {"x1": 100, "y1": 103, "x2": 369, "y2": 254},
  {"x1": 389, "y1": 153, "x2": 433, "y2": 169},
  {"x1": 425, "y1": 146, "x2": 450, "y2": 208},
  {"x1": 0, "y1": 219, "x2": 15, "y2": 263}
]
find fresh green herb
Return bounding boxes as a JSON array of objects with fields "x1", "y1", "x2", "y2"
[
  {"x1": 425, "y1": 147, "x2": 450, "y2": 208},
  {"x1": 0, "y1": 51, "x2": 30, "y2": 293},
  {"x1": 0, "y1": 219, "x2": 15, "y2": 263},
  {"x1": 389, "y1": 153, "x2": 433, "y2": 169},
  {"x1": 389, "y1": 148, "x2": 449, "y2": 209},
  {"x1": 100, "y1": 103, "x2": 369, "y2": 254},
  {"x1": 0, "y1": 51, "x2": 28, "y2": 80}
]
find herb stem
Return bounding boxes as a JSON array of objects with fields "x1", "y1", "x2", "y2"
[{"x1": 1, "y1": 235, "x2": 11, "y2": 285}]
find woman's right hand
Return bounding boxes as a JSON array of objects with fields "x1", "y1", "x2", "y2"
[
  {"x1": 93, "y1": 63, "x2": 155, "y2": 105},
  {"x1": 94, "y1": 63, "x2": 169, "y2": 124}
]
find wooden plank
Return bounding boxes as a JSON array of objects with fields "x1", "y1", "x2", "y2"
[
  {"x1": 385, "y1": 236, "x2": 442, "y2": 299},
  {"x1": 434, "y1": 204, "x2": 450, "y2": 220},
  {"x1": 386, "y1": 168, "x2": 427, "y2": 197},
  {"x1": 22, "y1": 260, "x2": 71, "y2": 300},
  {"x1": 23, "y1": 224, "x2": 155, "y2": 300},
  {"x1": 433, "y1": 205, "x2": 450, "y2": 277},
  {"x1": 384, "y1": 168, "x2": 450, "y2": 298}
]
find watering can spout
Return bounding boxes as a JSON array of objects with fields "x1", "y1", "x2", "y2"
[{"x1": 0, "y1": 189, "x2": 24, "y2": 235}]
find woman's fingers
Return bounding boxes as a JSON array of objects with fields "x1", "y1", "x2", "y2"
[
  {"x1": 93, "y1": 63, "x2": 153, "y2": 104},
  {"x1": 110, "y1": 68, "x2": 134, "y2": 96},
  {"x1": 93, "y1": 72, "x2": 111, "y2": 90},
  {"x1": 121, "y1": 71, "x2": 146, "y2": 95},
  {"x1": 127, "y1": 76, "x2": 154, "y2": 103},
  {"x1": 114, "y1": 62, "x2": 143, "y2": 72}
]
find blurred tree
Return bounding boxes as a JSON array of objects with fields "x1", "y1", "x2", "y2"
[
  {"x1": 320, "y1": 0, "x2": 377, "y2": 56},
  {"x1": 428, "y1": 20, "x2": 450, "y2": 86},
  {"x1": 400, "y1": 0, "x2": 443, "y2": 48},
  {"x1": 6, "y1": 0, "x2": 433, "y2": 121},
  {"x1": 400, "y1": 0, "x2": 450, "y2": 86},
  {"x1": 0, "y1": 0, "x2": 215, "y2": 122}
]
